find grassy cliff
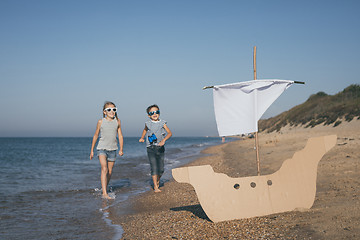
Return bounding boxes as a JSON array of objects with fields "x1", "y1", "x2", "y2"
[{"x1": 258, "y1": 84, "x2": 360, "y2": 133}]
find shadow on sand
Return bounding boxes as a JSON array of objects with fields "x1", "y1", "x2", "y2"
[{"x1": 170, "y1": 204, "x2": 211, "y2": 222}]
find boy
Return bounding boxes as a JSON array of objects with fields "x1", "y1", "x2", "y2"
[{"x1": 139, "y1": 104, "x2": 172, "y2": 192}]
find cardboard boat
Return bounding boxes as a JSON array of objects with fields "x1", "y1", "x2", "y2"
[{"x1": 172, "y1": 135, "x2": 336, "y2": 222}]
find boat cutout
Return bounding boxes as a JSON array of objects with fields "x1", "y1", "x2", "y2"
[
  {"x1": 172, "y1": 47, "x2": 336, "y2": 222},
  {"x1": 172, "y1": 135, "x2": 336, "y2": 222}
]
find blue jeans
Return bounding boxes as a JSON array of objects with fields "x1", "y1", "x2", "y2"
[{"x1": 147, "y1": 145, "x2": 165, "y2": 176}]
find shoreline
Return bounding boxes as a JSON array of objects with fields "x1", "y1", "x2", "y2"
[{"x1": 112, "y1": 120, "x2": 360, "y2": 239}]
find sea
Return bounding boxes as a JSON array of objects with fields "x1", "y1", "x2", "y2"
[{"x1": 0, "y1": 137, "x2": 226, "y2": 240}]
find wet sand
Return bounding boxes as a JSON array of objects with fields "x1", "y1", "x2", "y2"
[{"x1": 113, "y1": 119, "x2": 360, "y2": 239}]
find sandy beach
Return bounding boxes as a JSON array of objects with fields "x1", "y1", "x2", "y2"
[{"x1": 113, "y1": 119, "x2": 360, "y2": 239}]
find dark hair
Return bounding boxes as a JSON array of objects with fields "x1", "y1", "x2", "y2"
[
  {"x1": 103, "y1": 101, "x2": 118, "y2": 119},
  {"x1": 146, "y1": 104, "x2": 159, "y2": 114}
]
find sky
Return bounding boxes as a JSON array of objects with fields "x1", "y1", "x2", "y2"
[{"x1": 0, "y1": 0, "x2": 359, "y2": 137}]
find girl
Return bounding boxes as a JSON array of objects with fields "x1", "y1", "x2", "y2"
[{"x1": 90, "y1": 101, "x2": 124, "y2": 199}]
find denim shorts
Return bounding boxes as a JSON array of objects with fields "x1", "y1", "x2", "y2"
[
  {"x1": 97, "y1": 149, "x2": 117, "y2": 162},
  {"x1": 147, "y1": 145, "x2": 165, "y2": 176}
]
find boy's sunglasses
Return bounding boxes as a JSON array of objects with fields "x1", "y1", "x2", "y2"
[
  {"x1": 148, "y1": 110, "x2": 160, "y2": 116},
  {"x1": 104, "y1": 108, "x2": 117, "y2": 112}
]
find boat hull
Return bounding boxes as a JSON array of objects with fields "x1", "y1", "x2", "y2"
[{"x1": 172, "y1": 135, "x2": 337, "y2": 222}]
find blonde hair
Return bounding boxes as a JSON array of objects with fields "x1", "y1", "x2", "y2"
[{"x1": 102, "y1": 101, "x2": 118, "y2": 119}]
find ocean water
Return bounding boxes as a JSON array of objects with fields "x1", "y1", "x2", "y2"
[{"x1": 0, "y1": 137, "x2": 225, "y2": 240}]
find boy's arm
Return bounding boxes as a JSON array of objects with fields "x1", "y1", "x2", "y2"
[
  {"x1": 139, "y1": 125, "x2": 148, "y2": 142},
  {"x1": 158, "y1": 124, "x2": 172, "y2": 146},
  {"x1": 117, "y1": 119, "x2": 124, "y2": 156}
]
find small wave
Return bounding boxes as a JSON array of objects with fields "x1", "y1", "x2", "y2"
[
  {"x1": 166, "y1": 147, "x2": 183, "y2": 154},
  {"x1": 190, "y1": 143, "x2": 206, "y2": 147},
  {"x1": 165, "y1": 159, "x2": 180, "y2": 165},
  {"x1": 100, "y1": 206, "x2": 124, "y2": 240}
]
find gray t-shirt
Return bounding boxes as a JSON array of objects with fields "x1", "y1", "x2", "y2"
[
  {"x1": 96, "y1": 118, "x2": 118, "y2": 151},
  {"x1": 145, "y1": 119, "x2": 167, "y2": 147}
]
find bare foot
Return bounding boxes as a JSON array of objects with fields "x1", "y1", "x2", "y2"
[
  {"x1": 154, "y1": 188, "x2": 161, "y2": 193},
  {"x1": 102, "y1": 194, "x2": 113, "y2": 199}
]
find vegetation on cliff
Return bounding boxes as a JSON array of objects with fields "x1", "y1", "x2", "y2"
[{"x1": 259, "y1": 84, "x2": 360, "y2": 133}]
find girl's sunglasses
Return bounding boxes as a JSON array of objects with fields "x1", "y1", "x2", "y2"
[
  {"x1": 104, "y1": 107, "x2": 117, "y2": 112},
  {"x1": 148, "y1": 110, "x2": 160, "y2": 116}
]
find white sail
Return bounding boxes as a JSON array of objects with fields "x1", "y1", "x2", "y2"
[{"x1": 213, "y1": 79, "x2": 294, "y2": 136}]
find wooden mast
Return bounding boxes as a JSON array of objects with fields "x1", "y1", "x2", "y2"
[{"x1": 253, "y1": 46, "x2": 261, "y2": 176}]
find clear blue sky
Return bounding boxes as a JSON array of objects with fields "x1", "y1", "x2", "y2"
[{"x1": 1, "y1": 0, "x2": 359, "y2": 137}]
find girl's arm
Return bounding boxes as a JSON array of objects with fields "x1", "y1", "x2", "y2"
[
  {"x1": 158, "y1": 123, "x2": 172, "y2": 146},
  {"x1": 139, "y1": 125, "x2": 148, "y2": 142},
  {"x1": 117, "y1": 119, "x2": 124, "y2": 156},
  {"x1": 90, "y1": 120, "x2": 102, "y2": 160}
]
